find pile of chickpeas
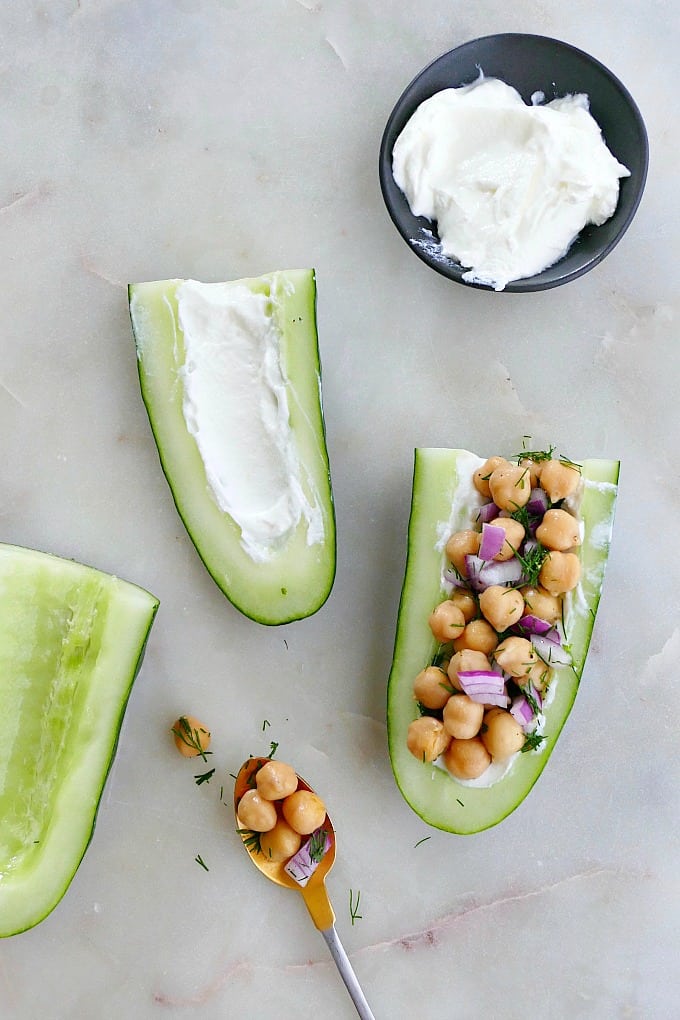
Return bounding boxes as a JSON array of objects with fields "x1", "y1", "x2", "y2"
[
  {"x1": 407, "y1": 453, "x2": 582, "y2": 782},
  {"x1": 236, "y1": 759, "x2": 328, "y2": 863}
]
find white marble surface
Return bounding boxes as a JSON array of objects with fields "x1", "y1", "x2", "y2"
[{"x1": 1, "y1": 2, "x2": 678, "y2": 1018}]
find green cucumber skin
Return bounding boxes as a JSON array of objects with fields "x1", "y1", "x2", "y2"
[
  {"x1": 129, "y1": 270, "x2": 336, "y2": 626},
  {"x1": 387, "y1": 449, "x2": 619, "y2": 835},
  {"x1": 0, "y1": 544, "x2": 159, "y2": 938}
]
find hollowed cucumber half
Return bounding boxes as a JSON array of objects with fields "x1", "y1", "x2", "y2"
[
  {"x1": 0, "y1": 543, "x2": 158, "y2": 937},
  {"x1": 128, "y1": 269, "x2": 336, "y2": 626},
  {"x1": 387, "y1": 448, "x2": 619, "y2": 834}
]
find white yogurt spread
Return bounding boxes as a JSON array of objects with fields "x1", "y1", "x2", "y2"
[
  {"x1": 176, "y1": 279, "x2": 323, "y2": 563},
  {"x1": 392, "y1": 76, "x2": 631, "y2": 290}
]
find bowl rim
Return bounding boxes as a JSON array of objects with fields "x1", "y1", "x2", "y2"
[{"x1": 378, "y1": 32, "x2": 649, "y2": 293}]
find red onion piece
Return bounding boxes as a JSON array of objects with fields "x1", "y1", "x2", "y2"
[
  {"x1": 443, "y1": 566, "x2": 468, "y2": 588},
  {"x1": 480, "y1": 692, "x2": 511, "y2": 708},
  {"x1": 477, "y1": 501, "x2": 500, "y2": 524},
  {"x1": 510, "y1": 695, "x2": 535, "y2": 729},
  {"x1": 479, "y1": 523, "x2": 505, "y2": 560},
  {"x1": 515, "y1": 614, "x2": 554, "y2": 637},
  {"x1": 457, "y1": 670, "x2": 508, "y2": 705},
  {"x1": 527, "y1": 487, "x2": 549, "y2": 516},
  {"x1": 465, "y1": 555, "x2": 524, "y2": 592},
  {"x1": 530, "y1": 633, "x2": 572, "y2": 666}
]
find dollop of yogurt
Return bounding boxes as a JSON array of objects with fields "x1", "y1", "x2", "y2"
[
  {"x1": 176, "y1": 279, "x2": 323, "y2": 563},
  {"x1": 392, "y1": 76, "x2": 631, "y2": 290}
]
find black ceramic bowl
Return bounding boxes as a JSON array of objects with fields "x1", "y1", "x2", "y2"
[{"x1": 379, "y1": 34, "x2": 648, "y2": 292}]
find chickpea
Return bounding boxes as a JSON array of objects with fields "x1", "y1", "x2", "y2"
[
  {"x1": 237, "y1": 789, "x2": 278, "y2": 832},
  {"x1": 172, "y1": 715, "x2": 211, "y2": 758},
  {"x1": 535, "y1": 508, "x2": 581, "y2": 551},
  {"x1": 406, "y1": 716, "x2": 451, "y2": 762},
  {"x1": 448, "y1": 588, "x2": 478, "y2": 623},
  {"x1": 540, "y1": 459, "x2": 581, "y2": 502},
  {"x1": 539, "y1": 551, "x2": 581, "y2": 595},
  {"x1": 494, "y1": 636, "x2": 537, "y2": 678},
  {"x1": 486, "y1": 516, "x2": 526, "y2": 561},
  {"x1": 488, "y1": 464, "x2": 532, "y2": 512},
  {"x1": 282, "y1": 790, "x2": 327, "y2": 835},
  {"x1": 519, "y1": 457, "x2": 542, "y2": 487},
  {"x1": 453, "y1": 619, "x2": 499, "y2": 655},
  {"x1": 473, "y1": 456, "x2": 509, "y2": 498},
  {"x1": 445, "y1": 530, "x2": 480, "y2": 578},
  {"x1": 443, "y1": 737, "x2": 491, "y2": 780},
  {"x1": 521, "y1": 585, "x2": 562, "y2": 624},
  {"x1": 428, "y1": 600, "x2": 466, "y2": 643},
  {"x1": 259, "y1": 818, "x2": 302, "y2": 863},
  {"x1": 442, "y1": 694, "x2": 484, "y2": 739},
  {"x1": 413, "y1": 666, "x2": 451, "y2": 710},
  {"x1": 479, "y1": 585, "x2": 525, "y2": 630},
  {"x1": 256, "y1": 760, "x2": 299, "y2": 801},
  {"x1": 481, "y1": 710, "x2": 525, "y2": 759},
  {"x1": 525, "y1": 660, "x2": 552, "y2": 692},
  {"x1": 447, "y1": 649, "x2": 492, "y2": 690}
]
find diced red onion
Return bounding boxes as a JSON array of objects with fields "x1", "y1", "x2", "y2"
[
  {"x1": 465, "y1": 555, "x2": 524, "y2": 592},
  {"x1": 284, "y1": 828, "x2": 331, "y2": 887},
  {"x1": 479, "y1": 523, "x2": 505, "y2": 560},
  {"x1": 510, "y1": 695, "x2": 535, "y2": 729},
  {"x1": 522, "y1": 538, "x2": 539, "y2": 556},
  {"x1": 530, "y1": 633, "x2": 572, "y2": 666},
  {"x1": 477, "y1": 501, "x2": 500, "y2": 524},
  {"x1": 481, "y1": 692, "x2": 510, "y2": 708},
  {"x1": 443, "y1": 566, "x2": 468, "y2": 588},
  {"x1": 515, "y1": 614, "x2": 554, "y2": 637},
  {"x1": 457, "y1": 670, "x2": 508, "y2": 706},
  {"x1": 527, "y1": 487, "x2": 549, "y2": 516}
]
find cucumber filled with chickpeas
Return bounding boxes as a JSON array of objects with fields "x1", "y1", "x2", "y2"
[{"x1": 387, "y1": 447, "x2": 618, "y2": 834}]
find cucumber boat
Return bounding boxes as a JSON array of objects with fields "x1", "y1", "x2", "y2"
[
  {"x1": 0, "y1": 544, "x2": 158, "y2": 937},
  {"x1": 387, "y1": 448, "x2": 619, "y2": 834},
  {"x1": 129, "y1": 269, "x2": 335, "y2": 625}
]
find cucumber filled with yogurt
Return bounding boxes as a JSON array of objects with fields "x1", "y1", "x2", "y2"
[
  {"x1": 129, "y1": 269, "x2": 336, "y2": 625},
  {"x1": 0, "y1": 543, "x2": 158, "y2": 937},
  {"x1": 387, "y1": 448, "x2": 619, "y2": 834}
]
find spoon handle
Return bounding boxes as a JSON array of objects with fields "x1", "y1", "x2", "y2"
[{"x1": 320, "y1": 925, "x2": 375, "y2": 1020}]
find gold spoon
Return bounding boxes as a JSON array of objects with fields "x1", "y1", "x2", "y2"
[{"x1": 234, "y1": 757, "x2": 375, "y2": 1020}]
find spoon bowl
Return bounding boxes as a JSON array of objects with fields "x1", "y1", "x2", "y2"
[{"x1": 234, "y1": 757, "x2": 374, "y2": 1019}]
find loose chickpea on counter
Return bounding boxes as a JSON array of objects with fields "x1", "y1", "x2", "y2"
[
  {"x1": 171, "y1": 715, "x2": 211, "y2": 758},
  {"x1": 408, "y1": 449, "x2": 585, "y2": 784}
]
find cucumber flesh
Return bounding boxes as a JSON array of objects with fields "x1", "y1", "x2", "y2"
[
  {"x1": 0, "y1": 544, "x2": 158, "y2": 937},
  {"x1": 387, "y1": 449, "x2": 619, "y2": 834},
  {"x1": 128, "y1": 269, "x2": 336, "y2": 625}
]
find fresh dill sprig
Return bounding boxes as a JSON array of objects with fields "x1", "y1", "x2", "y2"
[
  {"x1": 194, "y1": 768, "x2": 215, "y2": 786},
  {"x1": 268, "y1": 740, "x2": 279, "y2": 758},
  {"x1": 513, "y1": 444, "x2": 555, "y2": 463},
  {"x1": 414, "y1": 836, "x2": 431, "y2": 848},
  {"x1": 262, "y1": 719, "x2": 270, "y2": 731},
  {"x1": 510, "y1": 504, "x2": 532, "y2": 530},
  {"x1": 237, "y1": 827, "x2": 263, "y2": 856},
  {"x1": 171, "y1": 717, "x2": 212, "y2": 762},
  {"x1": 559, "y1": 455, "x2": 582, "y2": 473},
  {"x1": 349, "y1": 889, "x2": 363, "y2": 925},
  {"x1": 511, "y1": 540, "x2": 549, "y2": 588},
  {"x1": 521, "y1": 732, "x2": 546, "y2": 753},
  {"x1": 309, "y1": 828, "x2": 329, "y2": 864},
  {"x1": 195, "y1": 854, "x2": 209, "y2": 871}
]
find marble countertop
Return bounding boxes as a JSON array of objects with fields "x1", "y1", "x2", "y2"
[{"x1": 1, "y1": 2, "x2": 678, "y2": 1018}]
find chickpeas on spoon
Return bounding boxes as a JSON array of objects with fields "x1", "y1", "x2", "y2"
[{"x1": 234, "y1": 757, "x2": 375, "y2": 1020}]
